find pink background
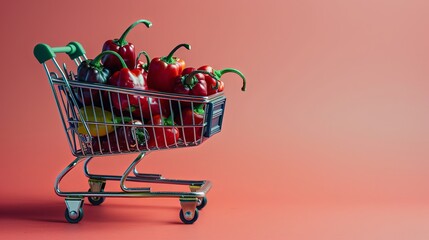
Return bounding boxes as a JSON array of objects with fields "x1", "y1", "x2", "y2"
[{"x1": 1, "y1": 0, "x2": 429, "y2": 239}]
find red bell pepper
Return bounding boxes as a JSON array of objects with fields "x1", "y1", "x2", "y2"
[
  {"x1": 147, "y1": 115, "x2": 180, "y2": 148},
  {"x1": 107, "y1": 55, "x2": 164, "y2": 120},
  {"x1": 176, "y1": 104, "x2": 205, "y2": 143},
  {"x1": 197, "y1": 65, "x2": 246, "y2": 95},
  {"x1": 147, "y1": 43, "x2": 191, "y2": 93},
  {"x1": 102, "y1": 19, "x2": 152, "y2": 73},
  {"x1": 173, "y1": 68, "x2": 216, "y2": 96}
]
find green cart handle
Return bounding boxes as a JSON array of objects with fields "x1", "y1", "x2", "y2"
[
  {"x1": 34, "y1": 41, "x2": 92, "y2": 139},
  {"x1": 34, "y1": 42, "x2": 86, "y2": 63}
]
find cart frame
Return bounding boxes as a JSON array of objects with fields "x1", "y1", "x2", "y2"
[{"x1": 34, "y1": 42, "x2": 227, "y2": 224}]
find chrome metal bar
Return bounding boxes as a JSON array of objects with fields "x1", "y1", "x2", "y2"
[
  {"x1": 201, "y1": 102, "x2": 208, "y2": 142},
  {"x1": 58, "y1": 190, "x2": 208, "y2": 198},
  {"x1": 73, "y1": 59, "x2": 81, "y2": 66},
  {"x1": 54, "y1": 157, "x2": 87, "y2": 196},
  {"x1": 120, "y1": 152, "x2": 151, "y2": 192},
  {"x1": 51, "y1": 77, "x2": 224, "y2": 102},
  {"x1": 131, "y1": 177, "x2": 207, "y2": 186},
  {"x1": 52, "y1": 58, "x2": 92, "y2": 139},
  {"x1": 133, "y1": 173, "x2": 162, "y2": 179},
  {"x1": 44, "y1": 64, "x2": 75, "y2": 155},
  {"x1": 83, "y1": 154, "x2": 207, "y2": 186},
  {"x1": 177, "y1": 100, "x2": 187, "y2": 145}
]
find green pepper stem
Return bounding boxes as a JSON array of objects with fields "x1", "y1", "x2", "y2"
[
  {"x1": 117, "y1": 19, "x2": 152, "y2": 46},
  {"x1": 194, "y1": 104, "x2": 205, "y2": 115},
  {"x1": 135, "y1": 129, "x2": 147, "y2": 144},
  {"x1": 163, "y1": 43, "x2": 191, "y2": 64},
  {"x1": 163, "y1": 115, "x2": 175, "y2": 126},
  {"x1": 215, "y1": 68, "x2": 246, "y2": 91},
  {"x1": 91, "y1": 50, "x2": 127, "y2": 69},
  {"x1": 184, "y1": 70, "x2": 216, "y2": 86},
  {"x1": 136, "y1": 51, "x2": 151, "y2": 71},
  {"x1": 113, "y1": 117, "x2": 133, "y2": 124}
]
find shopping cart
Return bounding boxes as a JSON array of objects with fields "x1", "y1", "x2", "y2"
[{"x1": 33, "y1": 42, "x2": 227, "y2": 224}]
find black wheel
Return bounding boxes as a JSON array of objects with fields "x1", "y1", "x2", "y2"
[
  {"x1": 179, "y1": 209, "x2": 199, "y2": 224},
  {"x1": 88, "y1": 189, "x2": 105, "y2": 206},
  {"x1": 65, "y1": 207, "x2": 84, "y2": 224},
  {"x1": 196, "y1": 197, "x2": 207, "y2": 210}
]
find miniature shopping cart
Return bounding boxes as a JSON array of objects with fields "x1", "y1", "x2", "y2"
[{"x1": 33, "y1": 42, "x2": 227, "y2": 224}]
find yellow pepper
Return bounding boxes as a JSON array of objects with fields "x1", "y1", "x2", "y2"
[{"x1": 77, "y1": 106, "x2": 124, "y2": 137}]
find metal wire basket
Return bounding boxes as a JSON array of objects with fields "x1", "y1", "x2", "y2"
[{"x1": 34, "y1": 42, "x2": 227, "y2": 224}]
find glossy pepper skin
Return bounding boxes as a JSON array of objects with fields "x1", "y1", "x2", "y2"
[
  {"x1": 108, "y1": 66, "x2": 164, "y2": 120},
  {"x1": 102, "y1": 19, "x2": 152, "y2": 73},
  {"x1": 176, "y1": 104, "x2": 205, "y2": 143},
  {"x1": 147, "y1": 115, "x2": 180, "y2": 148},
  {"x1": 91, "y1": 120, "x2": 148, "y2": 152},
  {"x1": 197, "y1": 65, "x2": 247, "y2": 95},
  {"x1": 77, "y1": 106, "x2": 128, "y2": 137},
  {"x1": 147, "y1": 43, "x2": 191, "y2": 93},
  {"x1": 135, "y1": 50, "x2": 172, "y2": 116},
  {"x1": 76, "y1": 51, "x2": 123, "y2": 105},
  {"x1": 173, "y1": 68, "x2": 216, "y2": 96}
]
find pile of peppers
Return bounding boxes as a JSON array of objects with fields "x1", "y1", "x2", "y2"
[{"x1": 73, "y1": 19, "x2": 246, "y2": 153}]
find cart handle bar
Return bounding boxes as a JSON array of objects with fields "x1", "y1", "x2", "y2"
[{"x1": 34, "y1": 42, "x2": 86, "y2": 64}]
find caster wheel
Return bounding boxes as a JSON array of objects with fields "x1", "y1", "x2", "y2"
[
  {"x1": 65, "y1": 207, "x2": 83, "y2": 224},
  {"x1": 196, "y1": 197, "x2": 207, "y2": 210},
  {"x1": 88, "y1": 189, "x2": 105, "y2": 206},
  {"x1": 179, "y1": 209, "x2": 199, "y2": 224}
]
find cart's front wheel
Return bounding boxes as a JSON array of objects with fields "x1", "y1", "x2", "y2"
[
  {"x1": 179, "y1": 209, "x2": 199, "y2": 224},
  {"x1": 196, "y1": 197, "x2": 207, "y2": 210},
  {"x1": 65, "y1": 207, "x2": 83, "y2": 224},
  {"x1": 88, "y1": 189, "x2": 105, "y2": 206}
]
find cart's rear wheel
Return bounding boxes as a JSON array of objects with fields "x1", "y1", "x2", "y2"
[
  {"x1": 179, "y1": 209, "x2": 199, "y2": 224},
  {"x1": 196, "y1": 197, "x2": 207, "y2": 210},
  {"x1": 65, "y1": 207, "x2": 83, "y2": 224},
  {"x1": 88, "y1": 189, "x2": 105, "y2": 206}
]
